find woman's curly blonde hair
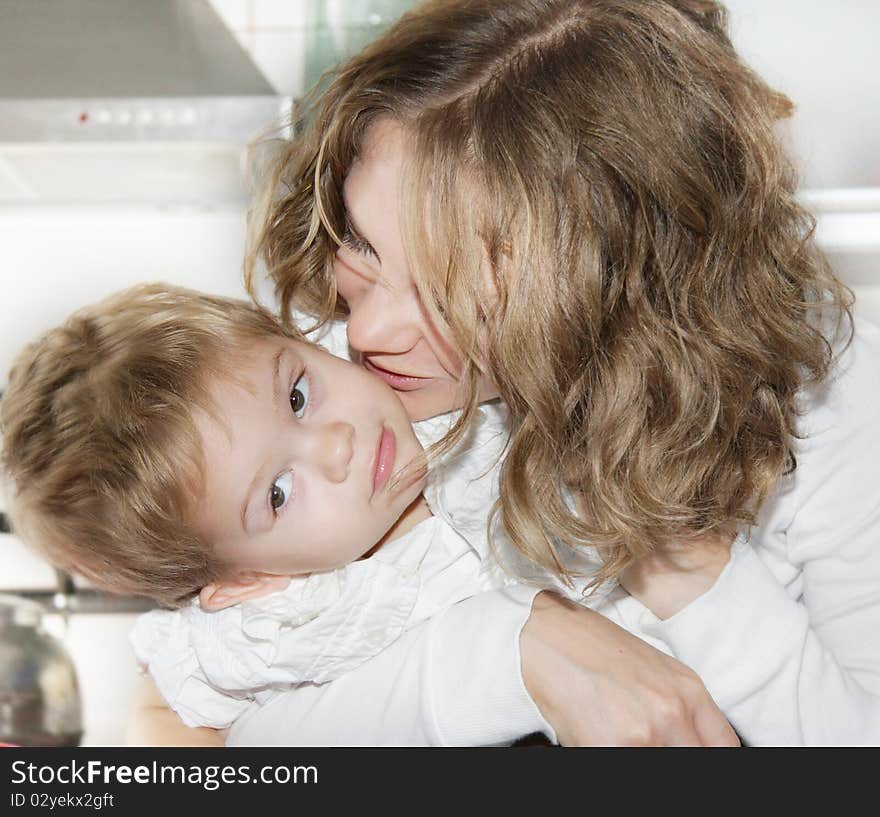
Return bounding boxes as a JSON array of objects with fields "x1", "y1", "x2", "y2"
[{"x1": 246, "y1": 0, "x2": 852, "y2": 587}]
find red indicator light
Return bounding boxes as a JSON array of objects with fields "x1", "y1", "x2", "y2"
[{"x1": 79, "y1": 112, "x2": 88, "y2": 123}]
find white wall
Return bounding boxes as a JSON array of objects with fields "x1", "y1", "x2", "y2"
[
  {"x1": 0, "y1": 205, "x2": 248, "y2": 382},
  {"x1": 725, "y1": 0, "x2": 880, "y2": 190},
  {"x1": 207, "y1": 0, "x2": 417, "y2": 97}
]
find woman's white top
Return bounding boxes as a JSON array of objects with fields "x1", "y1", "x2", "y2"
[{"x1": 220, "y1": 315, "x2": 880, "y2": 746}]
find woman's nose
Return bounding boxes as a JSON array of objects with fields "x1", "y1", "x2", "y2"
[
  {"x1": 345, "y1": 286, "x2": 422, "y2": 356},
  {"x1": 302, "y1": 421, "x2": 354, "y2": 483}
]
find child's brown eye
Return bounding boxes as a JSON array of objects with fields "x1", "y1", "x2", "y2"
[
  {"x1": 271, "y1": 472, "x2": 293, "y2": 513},
  {"x1": 289, "y1": 374, "x2": 310, "y2": 418}
]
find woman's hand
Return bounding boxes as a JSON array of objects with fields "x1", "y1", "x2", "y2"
[
  {"x1": 520, "y1": 591, "x2": 739, "y2": 746},
  {"x1": 126, "y1": 676, "x2": 226, "y2": 747},
  {"x1": 619, "y1": 533, "x2": 734, "y2": 620}
]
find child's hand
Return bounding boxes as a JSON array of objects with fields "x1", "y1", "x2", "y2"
[{"x1": 126, "y1": 677, "x2": 226, "y2": 747}]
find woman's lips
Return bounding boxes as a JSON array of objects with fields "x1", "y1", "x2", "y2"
[
  {"x1": 362, "y1": 357, "x2": 430, "y2": 392},
  {"x1": 371, "y1": 427, "x2": 397, "y2": 497}
]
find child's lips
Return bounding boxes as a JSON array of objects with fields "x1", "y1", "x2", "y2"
[
  {"x1": 371, "y1": 426, "x2": 396, "y2": 497},
  {"x1": 362, "y1": 357, "x2": 431, "y2": 391}
]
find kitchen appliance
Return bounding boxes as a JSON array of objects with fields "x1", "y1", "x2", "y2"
[
  {"x1": 0, "y1": 593, "x2": 83, "y2": 746},
  {"x1": 0, "y1": 0, "x2": 285, "y2": 204}
]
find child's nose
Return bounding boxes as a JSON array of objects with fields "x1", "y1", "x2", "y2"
[{"x1": 305, "y1": 421, "x2": 354, "y2": 483}]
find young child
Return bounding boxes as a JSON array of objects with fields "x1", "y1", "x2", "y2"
[{"x1": 0, "y1": 282, "x2": 532, "y2": 731}]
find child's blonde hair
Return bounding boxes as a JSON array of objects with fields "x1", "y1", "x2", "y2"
[
  {"x1": 246, "y1": 0, "x2": 852, "y2": 587},
  {"x1": 1, "y1": 283, "x2": 299, "y2": 608}
]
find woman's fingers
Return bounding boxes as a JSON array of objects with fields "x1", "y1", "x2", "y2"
[
  {"x1": 520, "y1": 591, "x2": 737, "y2": 746},
  {"x1": 693, "y1": 700, "x2": 742, "y2": 747}
]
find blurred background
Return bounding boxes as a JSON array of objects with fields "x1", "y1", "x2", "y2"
[{"x1": 0, "y1": 0, "x2": 877, "y2": 745}]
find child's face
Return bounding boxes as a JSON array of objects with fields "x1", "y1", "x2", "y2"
[{"x1": 192, "y1": 336, "x2": 428, "y2": 578}]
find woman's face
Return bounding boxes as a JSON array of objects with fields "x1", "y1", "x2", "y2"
[{"x1": 333, "y1": 118, "x2": 498, "y2": 422}]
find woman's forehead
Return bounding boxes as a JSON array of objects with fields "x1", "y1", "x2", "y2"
[{"x1": 351, "y1": 118, "x2": 410, "y2": 178}]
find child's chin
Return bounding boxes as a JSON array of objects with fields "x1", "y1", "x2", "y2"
[{"x1": 399, "y1": 468, "x2": 429, "y2": 499}]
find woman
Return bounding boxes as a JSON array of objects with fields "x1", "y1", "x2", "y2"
[{"x1": 130, "y1": 0, "x2": 880, "y2": 746}]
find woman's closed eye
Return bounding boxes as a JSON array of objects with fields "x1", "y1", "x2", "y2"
[{"x1": 342, "y1": 221, "x2": 379, "y2": 262}]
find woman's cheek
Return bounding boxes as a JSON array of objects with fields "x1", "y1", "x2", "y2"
[
  {"x1": 333, "y1": 259, "x2": 361, "y2": 303},
  {"x1": 423, "y1": 320, "x2": 465, "y2": 380}
]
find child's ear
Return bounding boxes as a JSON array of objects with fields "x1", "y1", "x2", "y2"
[{"x1": 199, "y1": 572, "x2": 291, "y2": 612}]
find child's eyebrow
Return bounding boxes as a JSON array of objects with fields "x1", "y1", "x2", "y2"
[{"x1": 271, "y1": 346, "x2": 284, "y2": 405}]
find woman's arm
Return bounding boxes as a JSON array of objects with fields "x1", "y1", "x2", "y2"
[
  {"x1": 223, "y1": 585, "x2": 736, "y2": 746},
  {"x1": 621, "y1": 318, "x2": 880, "y2": 746},
  {"x1": 126, "y1": 676, "x2": 226, "y2": 747},
  {"x1": 637, "y1": 537, "x2": 880, "y2": 746},
  {"x1": 129, "y1": 586, "x2": 736, "y2": 747},
  {"x1": 519, "y1": 591, "x2": 738, "y2": 746}
]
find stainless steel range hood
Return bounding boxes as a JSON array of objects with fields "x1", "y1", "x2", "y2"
[{"x1": 0, "y1": 0, "x2": 287, "y2": 204}]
